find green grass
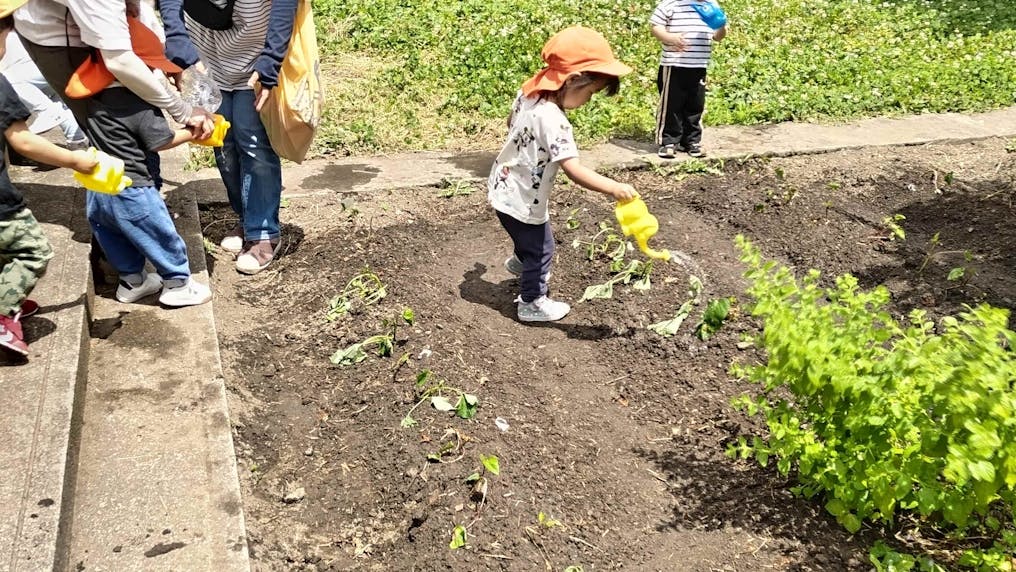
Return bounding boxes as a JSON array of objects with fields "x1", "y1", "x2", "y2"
[{"x1": 310, "y1": 0, "x2": 1016, "y2": 155}]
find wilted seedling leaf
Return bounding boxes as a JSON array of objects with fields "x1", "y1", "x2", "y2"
[
  {"x1": 480, "y1": 454, "x2": 500, "y2": 476},
  {"x1": 400, "y1": 414, "x2": 417, "y2": 428},
  {"x1": 695, "y1": 298, "x2": 733, "y2": 341},
  {"x1": 416, "y1": 369, "x2": 433, "y2": 388},
  {"x1": 449, "y1": 525, "x2": 467, "y2": 550},
  {"x1": 455, "y1": 393, "x2": 479, "y2": 419},
  {"x1": 330, "y1": 342, "x2": 367, "y2": 366},
  {"x1": 465, "y1": 472, "x2": 481, "y2": 483},
  {"x1": 948, "y1": 267, "x2": 965, "y2": 281},
  {"x1": 580, "y1": 282, "x2": 613, "y2": 302},
  {"x1": 402, "y1": 307, "x2": 415, "y2": 325},
  {"x1": 432, "y1": 395, "x2": 455, "y2": 412}
]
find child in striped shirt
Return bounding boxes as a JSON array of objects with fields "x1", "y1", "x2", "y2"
[{"x1": 651, "y1": 0, "x2": 728, "y2": 159}]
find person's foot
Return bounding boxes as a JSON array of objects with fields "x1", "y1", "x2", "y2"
[
  {"x1": 657, "y1": 144, "x2": 676, "y2": 159},
  {"x1": 516, "y1": 295, "x2": 570, "y2": 322},
  {"x1": 159, "y1": 277, "x2": 212, "y2": 307},
  {"x1": 0, "y1": 313, "x2": 29, "y2": 357},
  {"x1": 115, "y1": 272, "x2": 163, "y2": 303},
  {"x1": 686, "y1": 144, "x2": 705, "y2": 158},
  {"x1": 220, "y1": 225, "x2": 244, "y2": 253},
  {"x1": 236, "y1": 239, "x2": 281, "y2": 275},
  {"x1": 504, "y1": 255, "x2": 524, "y2": 276},
  {"x1": 19, "y1": 299, "x2": 39, "y2": 318}
]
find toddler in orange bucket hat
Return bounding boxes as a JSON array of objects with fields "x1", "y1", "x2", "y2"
[{"x1": 488, "y1": 26, "x2": 638, "y2": 323}]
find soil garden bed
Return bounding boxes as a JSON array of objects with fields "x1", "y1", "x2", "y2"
[{"x1": 200, "y1": 138, "x2": 1016, "y2": 571}]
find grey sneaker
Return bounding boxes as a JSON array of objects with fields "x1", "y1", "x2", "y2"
[
  {"x1": 516, "y1": 295, "x2": 570, "y2": 322},
  {"x1": 504, "y1": 255, "x2": 524, "y2": 276},
  {"x1": 115, "y1": 272, "x2": 163, "y2": 303},
  {"x1": 686, "y1": 144, "x2": 705, "y2": 158},
  {"x1": 657, "y1": 144, "x2": 676, "y2": 159}
]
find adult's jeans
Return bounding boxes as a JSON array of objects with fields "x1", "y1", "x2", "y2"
[
  {"x1": 214, "y1": 89, "x2": 282, "y2": 242},
  {"x1": 86, "y1": 186, "x2": 190, "y2": 280}
]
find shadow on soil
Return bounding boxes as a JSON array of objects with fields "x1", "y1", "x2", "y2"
[
  {"x1": 853, "y1": 172, "x2": 1016, "y2": 313},
  {"x1": 636, "y1": 445, "x2": 872, "y2": 570},
  {"x1": 458, "y1": 262, "x2": 623, "y2": 341}
]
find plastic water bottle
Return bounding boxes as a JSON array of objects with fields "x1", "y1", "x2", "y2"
[{"x1": 179, "y1": 66, "x2": 222, "y2": 112}]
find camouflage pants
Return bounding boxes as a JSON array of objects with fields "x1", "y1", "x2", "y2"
[{"x1": 0, "y1": 208, "x2": 53, "y2": 316}]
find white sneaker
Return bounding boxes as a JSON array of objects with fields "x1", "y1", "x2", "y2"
[
  {"x1": 516, "y1": 295, "x2": 570, "y2": 322},
  {"x1": 115, "y1": 272, "x2": 163, "y2": 303},
  {"x1": 220, "y1": 234, "x2": 243, "y2": 254},
  {"x1": 159, "y1": 277, "x2": 212, "y2": 307}
]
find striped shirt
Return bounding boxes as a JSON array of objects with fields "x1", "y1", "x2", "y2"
[
  {"x1": 184, "y1": 0, "x2": 271, "y2": 90},
  {"x1": 650, "y1": 0, "x2": 716, "y2": 69}
]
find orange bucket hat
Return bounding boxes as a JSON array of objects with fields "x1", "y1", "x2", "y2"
[
  {"x1": 66, "y1": 16, "x2": 182, "y2": 99},
  {"x1": 521, "y1": 26, "x2": 632, "y2": 97}
]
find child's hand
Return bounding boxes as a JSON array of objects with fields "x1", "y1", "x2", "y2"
[
  {"x1": 666, "y1": 35, "x2": 687, "y2": 51},
  {"x1": 610, "y1": 183, "x2": 637, "y2": 202},
  {"x1": 71, "y1": 149, "x2": 99, "y2": 174}
]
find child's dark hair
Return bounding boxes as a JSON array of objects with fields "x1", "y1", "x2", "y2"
[
  {"x1": 536, "y1": 71, "x2": 620, "y2": 102},
  {"x1": 0, "y1": 16, "x2": 14, "y2": 32}
]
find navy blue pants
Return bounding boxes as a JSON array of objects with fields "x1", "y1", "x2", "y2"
[{"x1": 496, "y1": 210, "x2": 553, "y2": 303}]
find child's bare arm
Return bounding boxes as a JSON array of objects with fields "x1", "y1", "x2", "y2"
[
  {"x1": 4, "y1": 121, "x2": 98, "y2": 173},
  {"x1": 713, "y1": 24, "x2": 728, "y2": 42},
  {"x1": 560, "y1": 157, "x2": 636, "y2": 202},
  {"x1": 651, "y1": 24, "x2": 686, "y2": 50},
  {"x1": 154, "y1": 128, "x2": 197, "y2": 152}
]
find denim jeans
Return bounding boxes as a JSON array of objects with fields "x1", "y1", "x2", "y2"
[
  {"x1": 495, "y1": 211, "x2": 554, "y2": 303},
  {"x1": 214, "y1": 89, "x2": 282, "y2": 242},
  {"x1": 86, "y1": 186, "x2": 190, "y2": 280}
]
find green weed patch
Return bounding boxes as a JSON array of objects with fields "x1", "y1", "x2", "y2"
[{"x1": 311, "y1": 0, "x2": 1016, "y2": 154}]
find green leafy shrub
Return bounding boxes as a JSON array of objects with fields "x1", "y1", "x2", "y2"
[{"x1": 730, "y1": 236, "x2": 1016, "y2": 567}]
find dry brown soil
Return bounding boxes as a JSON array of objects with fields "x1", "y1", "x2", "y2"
[{"x1": 200, "y1": 138, "x2": 1016, "y2": 571}]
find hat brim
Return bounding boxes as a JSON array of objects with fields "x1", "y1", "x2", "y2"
[{"x1": 522, "y1": 60, "x2": 633, "y2": 96}]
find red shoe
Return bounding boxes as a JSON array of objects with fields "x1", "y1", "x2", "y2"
[
  {"x1": 0, "y1": 314, "x2": 28, "y2": 357},
  {"x1": 19, "y1": 299, "x2": 39, "y2": 318}
]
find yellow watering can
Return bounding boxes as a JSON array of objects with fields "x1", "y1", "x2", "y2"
[
  {"x1": 191, "y1": 114, "x2": 231, "y2": 147},
  {"x1": 73, "y1": 148, "x2": 132, "y2": 195},
  {"x1": 615, "y1": 194, "x2": 671, "y2": 261}
]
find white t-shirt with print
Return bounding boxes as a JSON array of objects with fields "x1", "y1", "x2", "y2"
[{"x1": 488, "y1": 93, "x2": 578, "y2": 225}]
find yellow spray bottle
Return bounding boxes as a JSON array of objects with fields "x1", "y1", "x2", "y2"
[
  {"x1": 191, "y1": 114, "x2": 231, "y2": 147},
  {"x1": 614, "y1": 194, "x2": 671, "y2": 261},
  {"x1": 73, "y1": 148, "x2": 132, "y2": 195}
]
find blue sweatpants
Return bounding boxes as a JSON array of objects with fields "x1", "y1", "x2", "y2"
[
  {"x1": 496, "y1": 210, "x2": 553, "y2": 303},
  {"x1": 86, "y1": 186, "x2": 190, "y2": 281}
]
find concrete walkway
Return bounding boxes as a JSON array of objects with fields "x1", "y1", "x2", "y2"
[{"x1": 187, "y1": 106, "x2": 1016, "y2": 200}]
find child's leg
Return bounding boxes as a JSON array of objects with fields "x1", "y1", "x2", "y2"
[
  {"x1": 0, "y1": 209, "x2": 54, "y2": 316},
  {"x1": 86, "y1": 191, "x2": 148, "y2": 277},
  {"x1": 106, "y1": 187, "x2": 191, "y2": 281},
  {"x1": 496, "y1": 211, "x2": 553, "y2": 303},
  {"x1": 679, "y1": 68, "x2": 708, "y2": 148},
  {"x1": 656, "y1": 65, "x2": 686, "y2": 147}
]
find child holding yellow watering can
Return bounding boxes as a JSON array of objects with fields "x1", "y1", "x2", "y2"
[{"x1": 488, "y1": 27, "x2": 637, "y2": 323}]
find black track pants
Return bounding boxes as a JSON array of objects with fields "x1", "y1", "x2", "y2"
[{"x1": 655, "y1": 66, "x2": 707, "y2": 147}]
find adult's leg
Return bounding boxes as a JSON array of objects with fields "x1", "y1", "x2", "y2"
[
  {"x1": 213, "y1": 90, "x2": 244, "y2": 219},
  {"x1": 0, "y1": 209, "x2": 53, "y2": 316},
  {"x1": 226, "y1": 89, "x2": 282, "y2": 242}
]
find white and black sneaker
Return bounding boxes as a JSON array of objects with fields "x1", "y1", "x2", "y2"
[
  {"x1": 115, "y1": 272, "x2": 163, "y2": 303},
  {"x1": 159, "y1": 277, "x2": 212, "y2": 307}
]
